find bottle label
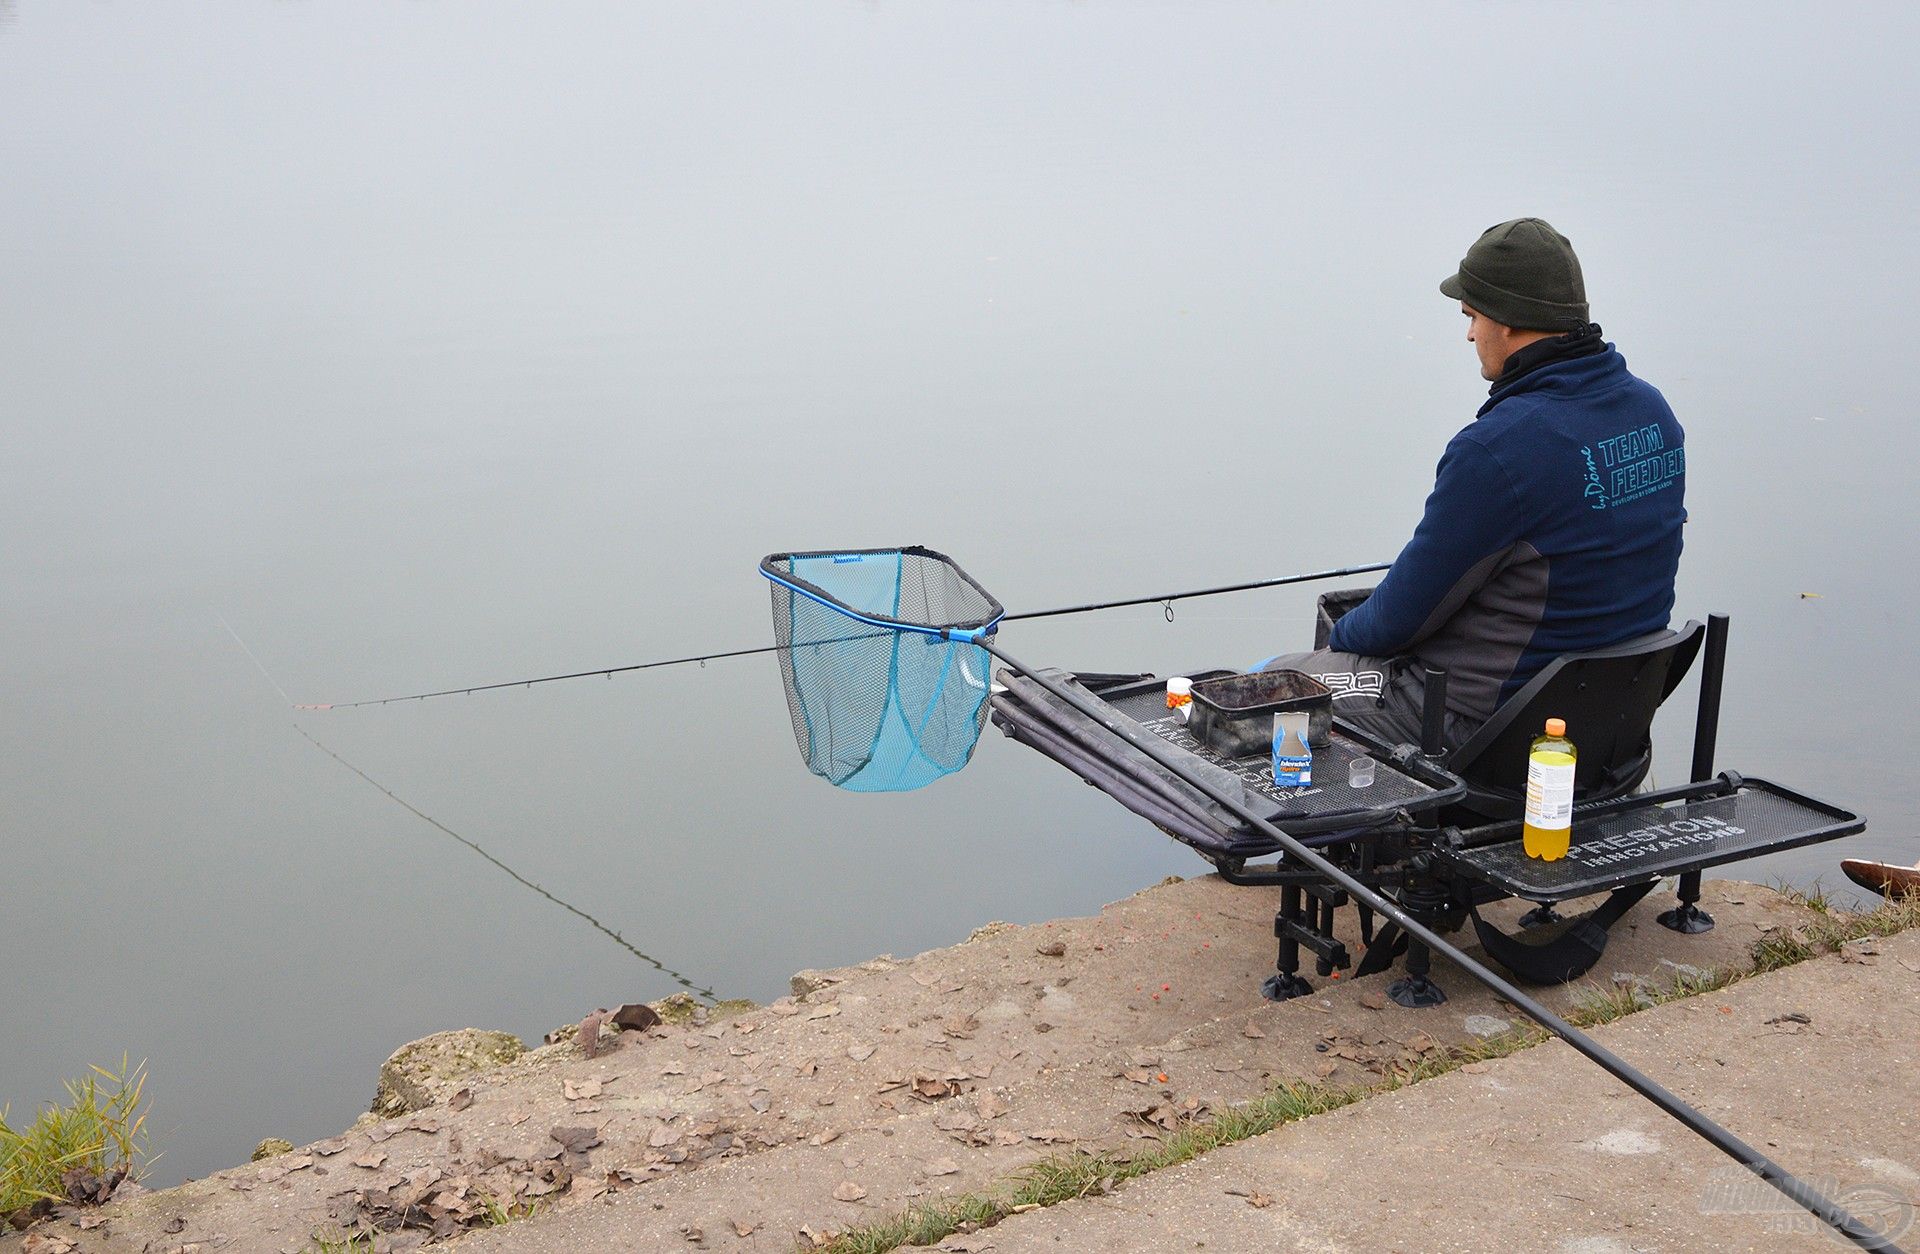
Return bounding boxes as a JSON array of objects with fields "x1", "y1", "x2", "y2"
[{"x1": 1526, "y1": 755, "x2": 1575, "y2": 829}]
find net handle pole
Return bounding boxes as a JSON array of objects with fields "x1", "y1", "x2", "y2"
[
  {"x1": 972, "y1": 638, "x2": 1897, "y2": 1252},
  {"x1": 1003, "y1": 561, "x2": 1390, "y2": 623}
]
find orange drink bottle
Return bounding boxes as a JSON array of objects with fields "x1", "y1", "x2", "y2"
[{"x1": 1522, "y1": 718, "x2": 1576, "y2": 861}]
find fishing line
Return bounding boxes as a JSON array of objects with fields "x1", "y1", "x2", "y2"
[
  {"x1": 218, "y1": 619, "x2": 722, "y2": 1000},
  {"x1": 218, "y1": 613, "x2": 295, "y2": 707},
  {"x1": 293, "y1": 725, "x2": 718, "y2": 1000},
  {"x1": 300, "y1": 561, "x2": 1390, "y2": 710}
]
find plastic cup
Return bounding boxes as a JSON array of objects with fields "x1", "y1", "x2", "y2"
[{"x1": 1348, "y1": 755, "x2": 1376, "y2": 788}]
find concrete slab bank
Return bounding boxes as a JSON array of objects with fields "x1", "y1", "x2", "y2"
[
  {"x1": 4, "y1": 877, "x2": 1892, "y2": 1254},
  {"x1": 975, "y1": 928, "x2": 1920, "y2": 1254}
]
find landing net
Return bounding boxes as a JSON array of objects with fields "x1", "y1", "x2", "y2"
[{"x1": 761, "y1": 547, "x2": 1003, "y2": 792}]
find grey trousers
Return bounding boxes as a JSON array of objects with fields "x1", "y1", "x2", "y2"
[{"x1": 1257, "y1": 590, "x2": 1482, "y2": 752}]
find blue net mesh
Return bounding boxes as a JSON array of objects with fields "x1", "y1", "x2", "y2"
[{"x1": 762, "y1": 547, "x2": 1003, "y2": 792}]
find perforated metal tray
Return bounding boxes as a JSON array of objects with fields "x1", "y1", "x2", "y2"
[
  {"x1": 1435, "y1": 777, "x2": 1865, "y2": 900},
  {"x1": 991, "y1": 669, "x2": 1464, "y2": 859}
]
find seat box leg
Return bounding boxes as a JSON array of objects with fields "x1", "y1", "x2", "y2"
[
  {"x1": 1658, "y1": 869, "x2": 1716, "y2": 934},
  {"x1": 1519, "y1": 901, "x2": 1564, "y2": 929},
  {"x1": 1388, "y1": 938, "x2": 1447, "y2": 1007},
  {"x1": 1263, "y1": 885, "x2": 1314, "y2": 1001}
]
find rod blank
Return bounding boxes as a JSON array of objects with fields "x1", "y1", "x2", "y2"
[{"x1": 302, "y1": 561, "x2": 1391, "y2": 710}]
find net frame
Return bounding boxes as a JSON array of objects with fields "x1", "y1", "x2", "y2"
[{"x1": 759, "y1": 546, "x2": 1005, "y2": 639}]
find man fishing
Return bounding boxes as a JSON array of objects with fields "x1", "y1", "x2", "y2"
[{"x1": 1262, "y1": 217, "x2": 1686, "y2": 749}]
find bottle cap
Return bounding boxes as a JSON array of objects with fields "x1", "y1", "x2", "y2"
[{"x1": 1545, "y1": 718, "x2": 1566, "y2": 737}]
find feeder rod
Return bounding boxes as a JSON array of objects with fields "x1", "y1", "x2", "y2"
[
  {"x1": 973, "y1": 637, "x2": 1897, "y2": 1252},
  {"x1": 1003, "y1": 561, "x2": 1390, "y2": 622},
  {"x1": 304, "y1": 561, "x2": 1392, "y2": 710}
]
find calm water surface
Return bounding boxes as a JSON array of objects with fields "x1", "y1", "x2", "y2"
[{"x1": 4, "y1": 1, "x2": 1918, "y2": 1182}]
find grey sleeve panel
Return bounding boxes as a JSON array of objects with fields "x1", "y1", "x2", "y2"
[
  {"x1": 1408, "y1": 546, "x2": 1515, "y2": 646},
  {"x1": 1408, "y1": 541, "x2": 1549, "y2": 723}
]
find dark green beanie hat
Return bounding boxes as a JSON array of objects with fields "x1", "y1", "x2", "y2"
[{"x1": 1439, "y1": 217, "x2": 1589, "y2": 331}]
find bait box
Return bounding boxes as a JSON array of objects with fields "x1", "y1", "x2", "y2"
[{"x1": 1188, "y1": 670, "x2": 1333, "y2": 758}]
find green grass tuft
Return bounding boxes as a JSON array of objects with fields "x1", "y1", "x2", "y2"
[
  {"x1": 1752, "y1": 886, "x2": 1920, "y2": 972},
  {"x1": 308, "y1": 1235, "x2": 380, "y2": 1254},
  {"x1": 811, "y1": 1081, "x2": 1365, "y2": 1254},
  {"x1": 0, "y1": 1056, "x2": 152, "y2": 1222},
  {"x1": 480, "y1": 1193, "x2": 541, "y2": 1227}
]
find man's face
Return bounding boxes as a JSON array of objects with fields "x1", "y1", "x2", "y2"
[{"x1": 1462, "y1": 303, "x2": 1511, "y2": 381}]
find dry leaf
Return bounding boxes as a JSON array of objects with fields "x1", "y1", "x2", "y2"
[
  {"x1": 21, "y1": 1236, "x2": 79, "y2": 1254},
  {"x1": 911, "y1": 1074, "x2": 966, "y2": 1102},
  {"x1": 1127, "y1": 1103, "x2": 1182, "y2": 1132},
  {"x1": 1359, "y1": 991, "x2": 1387, "y2": 1010},
  {"x1": 927, "y1": 1157, "x2": 960, "y2": 1176},
  {"x1": 833, "y1": 1180, "x2": 868, "y2": 1202},
  {"x1": 1247, "y1": 1191, "x2": 1273, "y2": 1209},
  {"x1": 449, "y1": 1088, "x2": 473, "y2": 1112},
  {"x1": 809, "y1": 1129, "x2": 842, "y2": 1146},
  {"x1": 551, "y1": 1126, "x2": 603, "y2": 1155},
  {"x1": 1241, "y1": 1023, "x2": 1267, "y2": 1039},
  {"x1": 1313, "y1": 1061, "x2": 1338, "y2": 1078},
  {"x1": 509, "y1": 1110, "x2": 531, "y2": 1126},
  {"x1": 563, "y1": 1078, "x2": 604, "y2": 1101},
  {"x1": 1035, "y1": 941, "x2": 1066, "y2": 958},
  {"x1": 351, "y1": 1150, "x2": 388, "y2": 1169},
  {"x1": 807, "y1": 1004, "x2": 841, "y2": 1020},
  {"x1": 579, "y1": 1011, "x2": 608, "y2": 1059},
  {"x1": 732, "y1": 1220, "x2": 756, "y2": 1237},
  {"x1": 972, "y1": 1090, "x2": 1009, "y2": 1120},
  {"x1": 848, "y1": 1044, "x2": 876, "y2": 1062},
  {"x1": 613, "y1": 1003, "x2": 662, "y2": 1032}
]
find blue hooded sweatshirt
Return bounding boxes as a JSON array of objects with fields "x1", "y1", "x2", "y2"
[{"x1": 1328, "y1": 333, "x2": 1685, "y2": 722}]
